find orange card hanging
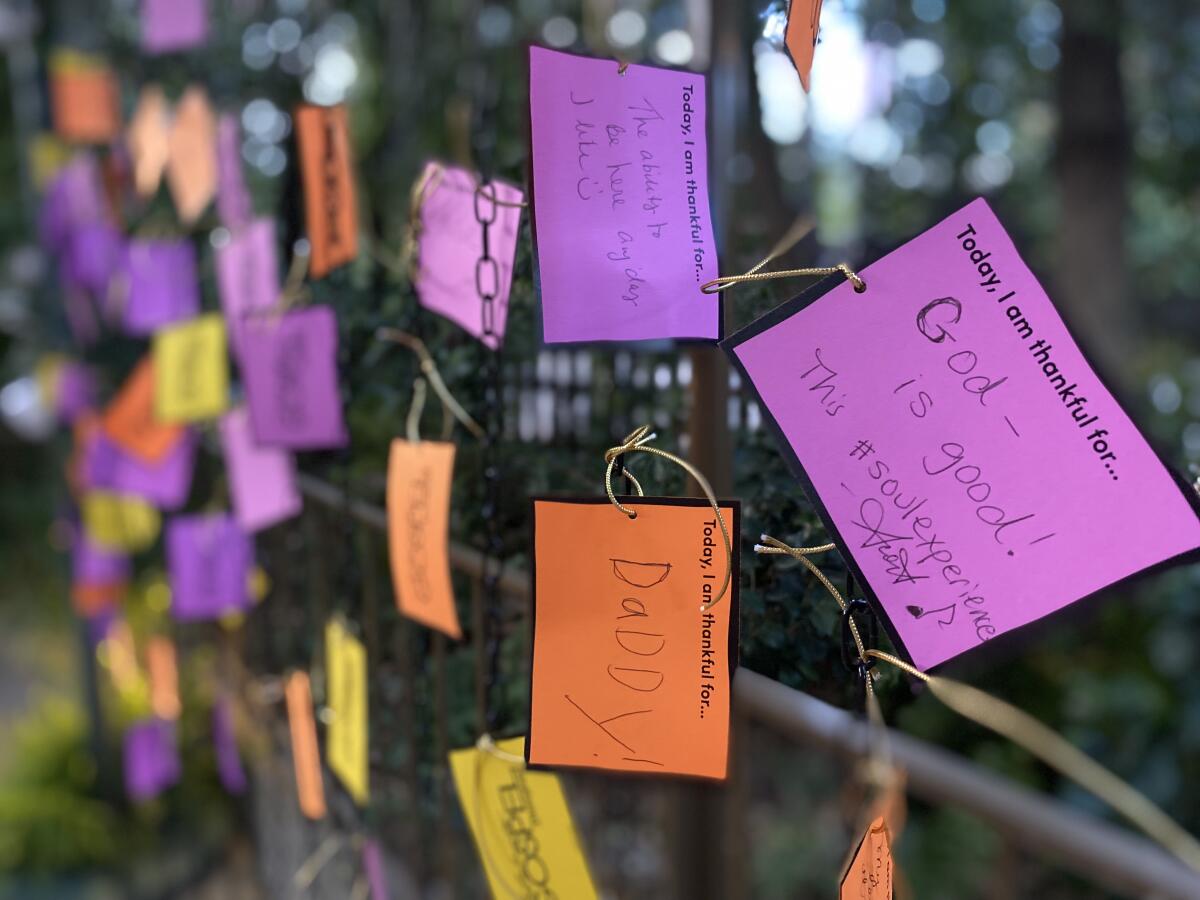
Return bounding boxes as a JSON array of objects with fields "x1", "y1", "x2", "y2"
[
  {"x1": 285, "y1": 671, "x2": 326, "y2": 819},
  {"x1": 528, "y1": 497, "x2": 739, "y2": 780},
  {"x1": 386, "y1": 440, "x2": 462, "y2": 639},
  {"x1": 102, "y1": 358, "x2": 185, "y2": 464},
  {"x1": 145, "y1": 636, "x2": 181, "y2": 720},
  {"x1": 166, "y1": 86, "x2": 218, "y2": 223},
  {"x1": 785, "y1": 0, "x2": 824, "y2": 92},
  {"x1": 49, "y1": 51, "x2": 121, "y2": 144},
  {"x1": 840, "y1": 816, "x2": 894, "y2": 900},
  {"x1": 127, "y1": 85, "x2": 170, "y2": 197},
  {"x1": 295, "y1": 104, "x2": 358, "y2": 278}
]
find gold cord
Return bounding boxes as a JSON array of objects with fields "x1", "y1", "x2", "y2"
[
  {"x1": 401, "y1": 162, "x2": 446, "y2": 283},
  {"x1": 603, "y1": 426, "x2": 732, "y2": 611},
  {"x1": 474, "y1": 181, "x2": 528, "y2": 209},
  {"x1": 405, "y1": 377, "x2": 428, "y2": 444},
  {"x1": 699, "y1": 214, "x2": 864, "y2": 295},
  {"x1": 375, "y1": 327, "x2": 485, "y2": 439},
  {"x1": 755, "y1": 536, "x2": 1200, "y2": 874}
]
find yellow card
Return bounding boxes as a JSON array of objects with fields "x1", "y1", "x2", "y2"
[
  {"x1": 82, "y1": 491, "x2": 161, "y2": 552},
  {"x1": 449, "y1": 736, "x2": 598, "y2": 900},
  {"x1": 325, "y1": 618, "x2": 368, "y2": 805},
  {"x1": 152, "y1": 314, "x2": 229, "y2": 423}
]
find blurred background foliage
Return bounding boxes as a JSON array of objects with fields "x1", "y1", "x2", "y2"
[{"x1": 0, "y1": 0, "x2": 1198, "y2": 897}]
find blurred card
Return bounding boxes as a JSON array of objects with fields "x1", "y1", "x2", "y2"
[
  {"x1": 414, "y1": 162, "x2": 522, "y2": 349},
  {"x1": 325, "y1": 618, "x2": 368, "y2": 805},
  {"x1": 241, "y1": 306, "x2": 348, "y2": 449},
  {"x1": 50, "y1": 51, "x2": 121, "y2": 145},
  {"x1": 152, "y1": 314, "x2": 229, "y2": 423},
  {"x1": 102, "y1": 358, "x2": 185, "y2": 463},
  {"x1": 166, "y1": 86, "x2": 217, "y2": 224},
  {"x1": 213, "y1": 695, "x2": 247, "y2": 795},
  {"x1": 723, "y1": 198, "x2": 1200, "y2": 669},
  {"x1": 216, "y1": 218, "x2": 280, "y2": 360},
  {"x1": 120, "y1": 239, "x2": 201, "y2": 336},
  {"x1": 71, "y1": 531, "x2": 129, "y2": 616},
  {"x1": 166, "y1": 512, "x2": 253, "y2": 621},
  {"x1": 449, "y1": 736, "x2": 598, "y2": 900},
  {"x1": 65, "y1": 222, "x2": 122, "y2": 298},
  {"x1": 124, "y1": 718, "x2": 180, "y2": 802},
  {"x1": 528, "y1": 47, "x2": 719, "y2": 343},
  {"x1": 386, "y1": 440, "x2": 460, "y2": 638},
  {"x1": 216, "y1": 114, "x2": 253, "y2": 229},
  {"x1": 362, "y1": 840, "x2": 389, "y2": 900},
  {"x1": 127, "y1": 85, "x2": 171, "y2": 196},
  {"x1": 145, "y1": 636, "x2": 181, "y2": 720},
  {"x1": 295, "y1": 104, "x2": 358, "y2": 278},
  {"x1": 141, "y1": 0, "x2": 208, "y2": 54},
  {"x1": 528, "y1": 497, "x2": 738, "y2": 779},
  {"x1": 83, "y1": 424, "x2": 195, "y2": 510},
  {"x1": 81, "y1": 491, "x2": 161, "y2": 552},
  {"x1": 786, "y1": 0, "x2": 824, "y2": 92},
  {"x1": 219, "y1": 406, "x2": 301, "y2": 532},
  {"x1": 285, "y1": 671, "x2": 326, "y2": 819}
]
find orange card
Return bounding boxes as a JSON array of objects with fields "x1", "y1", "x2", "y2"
[
  {"x1": 166, "y1": 86, "x2": 217, "y2": 223},
  {"x1": 72, "y1": 582, "x2": 125, "y2": 616},
  {"x1": 528, "y1": 497, "x2": 739, "y2": 779},
  {"x1": 285, "y1": 671, "x2": 326, "y2": 819},
  {"x1": 295, "y1": 104, "x2": 358, "y2": 278},
  {"x1": 386, "y1": 440, "x2": 461, "y2": 639},
  {"x1": 146, "y1": 636, "x2": 181, "y2": 720},
  {"x1": 102, "y1": 358, "x2": 185, "y2": 464},
  {"x1": 786, "y1": 0, "x2": 824, "y2": 92},
  {"x1": 840, "y1": 816, "x2": 894, "y2": 900},
  {"x1": 128, "y1": 85, "x2": 170, "y2": 197},
  {"x1": 50, "y1": 51, "x2": 121, "y2": 144}
]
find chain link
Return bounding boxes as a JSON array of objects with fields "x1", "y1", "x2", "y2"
[{"x1": 475, "y1": 172, "x2": 505, "y2": 733}]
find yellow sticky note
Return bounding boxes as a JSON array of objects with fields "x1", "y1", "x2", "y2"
[
  {"x1": 449, "y1": 736, "x2": 599, "y2": 900},
  {"x1": 325, "y1": 618, "x2": 368, "y2": 805},
  {"x1": 152, "y1": 314, "x2": 229, "y2": 423},
  {"x1": 81, "y1": 491, "x2": 161, "y2": 552}
]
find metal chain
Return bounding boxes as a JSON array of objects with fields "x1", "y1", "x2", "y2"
[{"x1": 475, "y1": 177, "x2": 505, "y2": 735}]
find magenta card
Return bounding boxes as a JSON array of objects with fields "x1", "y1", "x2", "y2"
[
  {"x1": 216, "y1": 218, "x2": 280, "y2": 360},
  {"x1": 415, "y1": 162, "x2": 522, "y2": 349},
  {"x1": 141, "y1": 0, "x2": 208, "y2": 54},
  {"x1": 124, "y1": 718, "x2": 180, "y2": 802},
  {"x1": 216, "y1": 114, "x2": 253, "y2": 230},
  {"x1": 219, "y1": 405, "x2": 302, "y2": 532},
  {"x1": 166, "y1": 513, "x2": 254, "y2": 622},
  {"x1": 40, "y1": 154, "x2": 107, "y2": 251},
  {"x1": 84, "y1": 429, "x2": 196, "y2": 510},
  {"x1": 725, "y1": 198, "x2": 1200, "y2": 670},
  {"x1": 240, "y1": 306, "x2": 348, "y2": 450},
  {"x1": 528, "y1": 46, "x2": 720, "y2": 343},
  {"x1": 213, "y1": 696, "x2": 247, "y2": 795},
  {"x1": 122, "y1": 240, "x2": 201, "y2": 336}
]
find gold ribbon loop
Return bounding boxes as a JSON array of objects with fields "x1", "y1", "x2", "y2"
[
  {"x1": 603, "y1": 426, "x2": 733, "y2": 611},
  {"x1": 701, "y1": 261, "x2": 865, "y2": 295},
  {"x1": 375, "y1": 327, "x2": 485, "y2": 439}
]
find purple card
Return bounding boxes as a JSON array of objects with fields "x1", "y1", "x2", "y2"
[
  {"x1": 65, "y1": 222, "x2": 123, "y2": 299},
  {"x1": 216, "y1": 114, "x2": 253, "y2": 230},
  {"x1": 362, "y1": 839, "x2": 390, "y2": 900},
  {"x1": 40, "y1": 154, "x2": 108, "y2": 251},
  {"x1": 124, "y1": 718, "x2": 180, "y2": 802},
  {"x1": 415, "y1": 163, "x2": 522, "y2": 349},
  {"x1": 213, "y1": 696, "x2": 247, "y2": 795},
  {"x1": 56, "y1": 361, "x2": 95, "y2": 422},
  {"x1": 240, "y1": 306, "x2": 349, "y2": 450},
  {"x1": 166, "y1": 513, "x2": 254, "y2": 622},
  {"x1": 122, "y1": 240, "x2": 201, "y2": 336},
  {"x1": 529, "y1": 46, "x2": 720, "y2": 344},
  {"x1": 141, "y1": 0, "x2": 208, "y2": 54},
  {"x1": 72, "y1": 531, "x2": 130, "y2": 586},
  {"x1": 725, "y1": 198, "x2": 1200, "y2": 670},
  {"x1": 216, "y1": 218, "x2": 280, "y2": 361},
  {"x1": 83, "y1": 429, "x2": 196, "y2": 510},
  {"x1": 219, "y1": 405, "x2": 301, "y2": 532}
]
